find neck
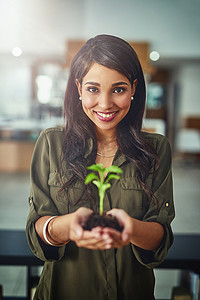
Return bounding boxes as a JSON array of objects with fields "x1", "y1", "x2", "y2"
[
  {"x1": 95, "y1": 127, "x2": 117, "y2": 144},
  {"x1": 95, "y1": 128, "x2": 118, "y2": 155}
]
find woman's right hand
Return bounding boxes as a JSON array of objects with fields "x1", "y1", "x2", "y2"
[{"x1": 69, "y1": 207, "x2": 113, "y2": 250}]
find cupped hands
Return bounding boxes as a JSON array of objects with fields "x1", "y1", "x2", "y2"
[{"x1": 69, "y1": 207, "x2": 132, "y2": 250}]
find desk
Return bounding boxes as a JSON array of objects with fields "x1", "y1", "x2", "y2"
[{"x1": 0, "y1": 230, "x2": 200, "y2": 299}]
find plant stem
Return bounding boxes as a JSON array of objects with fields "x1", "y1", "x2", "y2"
[{"x1": 99, "y1": 171, "x2": 104, "y2": 216}]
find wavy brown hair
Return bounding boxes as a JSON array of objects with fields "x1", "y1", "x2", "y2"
[{"x1": 60, "y1": 34, "x2": 159, "y2": 203}]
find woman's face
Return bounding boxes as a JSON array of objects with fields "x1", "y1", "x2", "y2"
[{"x1": 76, "y1": 63, "x2": 137, "y2": 134}]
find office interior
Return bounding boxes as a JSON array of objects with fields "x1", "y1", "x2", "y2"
[{"x1": 0, "y1": 0, "x2": 200, "y2": 299}]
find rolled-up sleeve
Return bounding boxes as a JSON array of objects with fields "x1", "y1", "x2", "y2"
[
  {"x1": 132, "y1": 135, "x2": 175, "y2": 268},
  {"x1": 26, "y1": 130, "x2": 66, "y2": 262}
]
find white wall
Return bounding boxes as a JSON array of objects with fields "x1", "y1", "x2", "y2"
[
  {"x1": 178, "y1": 65, "x2": 200, "y2": 117},
  {"x1": 84, "y1": 0, "x2": 200, "y2": 58},
  {"x1": 175, "y1": 64, "x2": 200, "y2": 153},
  {"x1": 0, "y1": 0, "x2": 85, "y2": 56},
  {"x1": 0, "y1": 56, "x2": 31, "y2": 117},
  {"x1": 0, "y1": 0, "x2": 200, "y2": 58}
]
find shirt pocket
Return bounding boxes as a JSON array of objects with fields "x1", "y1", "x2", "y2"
[
  {"x1": 48, "y1": 172, "x2": 68, "y2": 214},
  {"x1": 48, "y1": 172, "x2": 62, "y2": 192},
  {"x1": 67, "y1": 181, "x2": 91, "y2": 213},
  {"x1": 48, "y1": 173, "x2": 91, "y2": 213},
  {"x1": 120, "y1": 177, "x2": 144, "y2": 220}
]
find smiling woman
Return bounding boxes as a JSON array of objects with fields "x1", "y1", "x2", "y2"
[
  {"x1": 26, "y1": 34, "x2": 175, "y2": 300},
  {"x1": 76, "y1": 64, "x2": 137, "y2": 134}
]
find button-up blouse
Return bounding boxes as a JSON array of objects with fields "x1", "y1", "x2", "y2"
[{"x1": 26, "y1": 127, "x2": 175, "y2": 300}]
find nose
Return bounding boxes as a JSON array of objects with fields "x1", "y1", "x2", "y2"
[{"x1": 98, "y1": 92, "x2": 113, "y2": 110}]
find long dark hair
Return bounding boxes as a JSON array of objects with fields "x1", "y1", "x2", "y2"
[{"x1": 60, "y1": 34, "x2": 159, "y2": 202}]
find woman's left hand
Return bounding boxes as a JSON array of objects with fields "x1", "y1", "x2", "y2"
[{"x1": 101, "y1": 209, "x2": 133, "y2": 248}]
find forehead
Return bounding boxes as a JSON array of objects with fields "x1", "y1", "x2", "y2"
[{"x1": 82, "y1": 63, "x2": 130, "y2": 84}]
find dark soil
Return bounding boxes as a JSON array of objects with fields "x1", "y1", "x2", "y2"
[{"x1": 83, "y1": 213, "x2": 123, "y2": 232}]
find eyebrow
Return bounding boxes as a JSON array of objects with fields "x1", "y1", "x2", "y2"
[
  {"x1": 112, "y1": 82, "x2": 129, "y2": 87},
  {"x1": 84, "y1": 81, "x2": 100, "y2": 86},
  {"x1": 84, "y1": 81, "x2": 129, "y2": 87}
]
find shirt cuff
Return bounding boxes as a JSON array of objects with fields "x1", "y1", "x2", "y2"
[{"x1": 131, "y1": 224, "x2": 173, "y2": 269}]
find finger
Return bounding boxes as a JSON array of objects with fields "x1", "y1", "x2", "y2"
[
  {"x1": 122, "y1": 231, "x2": 129, "y2": 243},
  {"x1": 70, "y1": 225, "x2": 97, "y2": 241},
  {"x1": 106, "y1": 208, "x2": 119, "y2": 217},
  {"x1": 102, "y1": 227, "x2": 122, "y2": 237},
  {"x1": 102, "y1": 228, "x2": 126, "y2": 248},
  {"x1": 103, "y1": 227, "x2": 130, "y2": 243},
  {"x1": 76, "y1": 228, "x2": 113, "y2": 249},
  {"x1": 76, "y1": 235, "x2": 111, "y2": 249},
  {"x1": 91, "y1": 226, "x2": 103, "y2": 238},
  {"x1": 70, "y1": 225, "x2": 83, "y2": 240},
  {"x1": 81, "y1": 230, "x2": 101, "y2": 240},
  {"x1": 81, "y1": 241, "x2": 112, "y2": 250}
]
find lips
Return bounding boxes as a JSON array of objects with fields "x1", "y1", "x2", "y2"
[{"x1": 95, "y1": 111, "x2": 118, "y2": 122}]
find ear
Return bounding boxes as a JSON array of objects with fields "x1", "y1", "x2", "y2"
[
  {"x1": 131, "y1": 79, "x2": 138, "y2": 97},
  {"x1": 75, "y1": 79, "x2": 82, "y2": 96}
]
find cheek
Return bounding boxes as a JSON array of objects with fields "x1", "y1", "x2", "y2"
[
  {"x1": 116, "y1": 96, "x2": 131, "y2": 109},
  {"x1": 82, "y1": 95, "x2": 96, "y2": 109}
]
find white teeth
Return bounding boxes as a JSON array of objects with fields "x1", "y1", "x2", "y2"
[{"x1": 97, "y1": 112, "x2": 116, "y2": 118}]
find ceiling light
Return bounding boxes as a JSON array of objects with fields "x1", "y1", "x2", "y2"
[
  {"x1": 12, "y1": 47, "x2": 22, "y2": 57},
  {"x1": 150, "y1": 51, "x2": 160, "y2": 61}
]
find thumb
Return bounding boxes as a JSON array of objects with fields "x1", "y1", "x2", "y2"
[
  {"x1": 75, "y1": 225, "x2": 83, "y2": 238},
  {"x1": 122, "y1": 231, "x2": 129, "y2": 243}
]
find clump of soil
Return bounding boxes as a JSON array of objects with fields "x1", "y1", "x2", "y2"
[{"x1": 83, "y1": 213, "x2": 123, "y2": 232}]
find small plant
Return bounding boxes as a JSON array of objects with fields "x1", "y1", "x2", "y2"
[{"x1": 85, "y1": 163, "x2": 123, "y2": 216}]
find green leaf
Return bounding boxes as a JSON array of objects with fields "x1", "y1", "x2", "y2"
[
  {"x1": 87, "y1": 163, "x2": 104, "y2": 172},
  {"x1": 92, "y1": 180, "x2": 101, "y2": 189},
  {"x1": 85, "y1": 173, "x2": 99, "y2": 185},
  {"x1": 85, "y1": 163, "x2": 122, "y2": 215},
  {"x1": 105, "y1": 174, "x2": 120, "y2": 183},
  {"x1": 101, "y1": 183, "x2": 111, "y2": 192},
  {"x1": 104, "y1": 165, "x2": 123, "y2": 174}
]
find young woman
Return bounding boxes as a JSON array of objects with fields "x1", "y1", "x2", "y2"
[{"x1": 26, "y1": 34, "x2": 175, "y2": 300}]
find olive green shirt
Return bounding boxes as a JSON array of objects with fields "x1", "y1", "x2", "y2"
[{"x1": 26, "y1": 127, "x2": 175, "y2": 300}]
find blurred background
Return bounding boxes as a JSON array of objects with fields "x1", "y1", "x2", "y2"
[{"x1": 0, "y1": 0, "x2": 199, "y2": 299}]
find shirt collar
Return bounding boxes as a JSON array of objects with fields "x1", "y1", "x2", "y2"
[{"x1": 113, "y1": 149, "x2": 127, "y2": 167}]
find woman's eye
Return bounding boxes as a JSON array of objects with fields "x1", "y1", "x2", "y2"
[
  {"x1": 87, "y1": 87, "x2": 99, "y2": 93},
  {"x1": 113, "y1": 87, "x2": 125, "y2": 94}
]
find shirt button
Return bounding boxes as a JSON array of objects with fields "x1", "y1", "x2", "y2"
[{"x1": 165, "y1": 202, "x2": 169, "y2": 207}]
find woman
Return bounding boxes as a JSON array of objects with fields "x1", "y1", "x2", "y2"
[{"x1": 26, "y1": 34, "x2": 175, "y2": 300}]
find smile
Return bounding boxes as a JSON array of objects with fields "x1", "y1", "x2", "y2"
[
  {"x1": 95, "y1": 111, "x2": 118, "y2": 122},
  {"x1": 96, "y1": 112, "x2": 116, "y2": 118}
]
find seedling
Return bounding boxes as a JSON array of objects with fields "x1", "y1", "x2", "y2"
[{"x1": 85, "y1": 163, "x2": 123, "y2": 216}]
